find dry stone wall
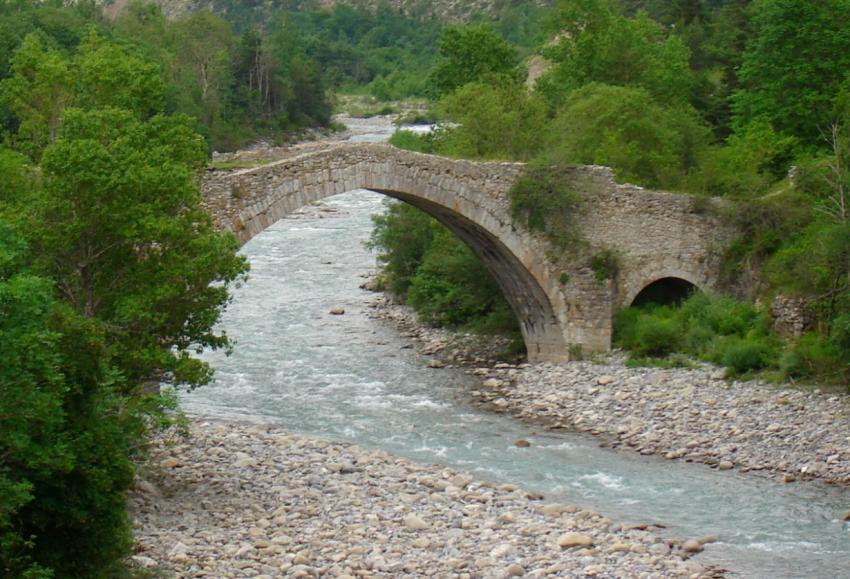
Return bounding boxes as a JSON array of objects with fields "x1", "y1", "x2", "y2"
[{"x1": 202, "y1": 143, "x2": 738, "y2": 362}]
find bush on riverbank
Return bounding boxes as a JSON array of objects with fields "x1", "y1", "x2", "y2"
[
  {"x1": 613, "y1": 291, "x2": 850, "y2": 386},
  {"x1": 614, "y1": 293, "x2": 782, "y2": 377},
  {"x1": 368, "y1": 202, "x2": 522, "y2": 350}
]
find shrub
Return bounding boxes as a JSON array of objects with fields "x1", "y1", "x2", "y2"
[
  {"x1": 590, "y1": 249, "x2": 619, "y2": 284},
  {"x1": 780, "y1": 332, "x2": 842, "y2": 381},
  {"x1": 407, "y1": 228, "x2": 514, "y2": 330},
  {"x1": 368, "y1": 203, "x2": 519, "y2": 335},
  {"x1": 717, "y1": 334, "x2": 778, "y2": 376},
  {"x1": 633, "y1": 315, "x2": 680, "y2": 357},
  {"x1": 509, "y1": 163, "x2": 584, "y2": 250},
  {"x1": 613, "y1": 307, "x2": 641, "y2": 349},
  {"x1": 682, "y1": 324, "x2": 716, "y2": 356},
  {"x1": 545, "y1": 83, "x2": 710, "y2": 190},
  {"x1": 615, "y1": 292, "x2": 783, "y2": 377},
  {"x1": 388, "y1": 129, "x2": 437, "y2": 154}
]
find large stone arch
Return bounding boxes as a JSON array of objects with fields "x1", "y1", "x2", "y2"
[
  {"x1": 202, "y1": 143, "x2": 739, "y2": 362},
  {"x1": 203, "y1": 144, "x2": 571, "y2": 361}
]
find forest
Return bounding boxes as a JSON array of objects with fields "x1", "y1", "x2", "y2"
[{"x1": 1, "y1": 0, "x2": 849, "y2": 576}]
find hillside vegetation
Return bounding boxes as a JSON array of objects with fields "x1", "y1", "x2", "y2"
[{"x1": 113, "y1": 0, "x2": 550, "y2": 23}]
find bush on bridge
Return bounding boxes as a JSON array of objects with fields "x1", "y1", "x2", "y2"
[{"x1": 508, "y1": 162, "x2": 584, "y2": 250}]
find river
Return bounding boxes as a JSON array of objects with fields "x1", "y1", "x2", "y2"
[{"x1": 182, "y1": 119, "x2": 850, "y2": 578}]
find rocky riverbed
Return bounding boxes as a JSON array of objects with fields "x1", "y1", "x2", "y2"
[
  {"x1": 130, "y1": 420, "x2": 716, "y2": 578},
  {"x1": 367, "y1": 298, "x2": 850, "y2": 487}
]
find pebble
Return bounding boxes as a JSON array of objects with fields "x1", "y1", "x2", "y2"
[
  {"x1": 557, "y1": 532, "x2": 593, "y2": 549},
  {"x1": 403, "y1": 514, "x2": 428, "y2": 531},
  {"x1": 463, "y1": 351, "x2": 850, "y2": 486},
  {"x1": 130, "y1": 419, "x2": 705, "y2": 577},
  {"x1": 682, "y1": 539, "x2": 704, "y2": 553}
]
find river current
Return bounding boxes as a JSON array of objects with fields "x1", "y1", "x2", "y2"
[{"x1": 183, "y1": 120, "x2": 850, "y2": 578}]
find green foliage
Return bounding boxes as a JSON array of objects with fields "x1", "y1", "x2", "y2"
[
  {"x1": 369, "y1": 202, "x2": 439, "y2": 299},
  {"x1": 74, "y1": 27, "x2": 165, "y2": 118},
  {"x1": 509, "y1": 163, "x2": 584, "y2": 250},
  {"x1": 768, "y1": 221, "x2": 850, "y2": 321},
  {"x1": 688, "y1": 119, "x2": 797, "y2": 197},
  {"x1": 281, "y1": 4, "x2": 442, "y2": 102},
  {"x1": 635, "y1": 315, "x2": 681, "y2": 357},
  {"x1": 0, "y1": 12, "x2": 253, "y2": 570},
  {"x1": 0, "y1": 31, "x2": 72, "y2": 160},
  {"x1": 733, "y1": 0, "x2": 850, "y2": 151},
  {"x1": 546, "y1": 83, "x2": 710, "y2": 189},
  {"x1": 0, "y1": 225, "x2": 68, "y2": 579},
  {"x1": 427, "y1": 24, "x2": 520, "y2": 98},
  {"x1": 18, "y1": 108, "x2": 248, "y2": 390},
  {"x1": 615, "y1": 292, "x2": 782, "y2": 377},
  {"x1": 719, "y1": 190, "x2": 812, "y2": 284},
  {"x1": 780, "y1": 332, "x2": 840, "y2": 383},
  {"x1": 0, "y1": 223, "x2": 149, "y2": 578},
  {"x1": 0, "y1": 2, "x2": 333, "y2": 153},
  {"x1": 407, "y1": 228, "x2": 509, "y2": 327},
  {"x1": 539, "y1": 2, "x2": 694, "y2": 107},
  {"x1": 436, "y1": 75, "x2": 548, "y2": 161},
  {"x1": 368, "y1": 201, "x2": 519, "y2": 337},
  {"x1": 717, "y1": 334, "x2": 778, "y2": 375},
  {"x1": 388, "y1": 128, "x2": 438, "y2": 154},
  {"x1": 590, "y1": 249, "x2": 619, "y2": 284}
]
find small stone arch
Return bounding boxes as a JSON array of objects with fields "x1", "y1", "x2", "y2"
[
  {"x1": 630, "y1": 277, "x2": 699, "y2": 307},
  {"x1": 621, "y1": 266, "x2": 707, "y2": 309}
]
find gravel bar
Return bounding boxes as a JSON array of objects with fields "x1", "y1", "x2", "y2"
[{"x1": 130, "y1": 420, "x2": 716, "y2": 578}]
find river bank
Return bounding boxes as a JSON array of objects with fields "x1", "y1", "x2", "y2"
[
  {"x1": 367, "y1": 297, "x2": 850, "y2": 488},
  {"x1": 130, "y1": 419, "x2": 715, "y2": 578}
]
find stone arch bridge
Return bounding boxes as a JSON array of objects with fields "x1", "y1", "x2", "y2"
[{"x1": 202, "y1": 143, "x2": 737, "y2": 362}]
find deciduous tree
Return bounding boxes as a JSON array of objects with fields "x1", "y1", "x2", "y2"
[
  {"x1": 427, "y1": 24, "x2": 519, "y2": 98},
  {"x1": 733, "y1": 0, "x2": 850, "y2": 150},
  {"x1": 23, "y1": 108, "x2": 248, "y2": 390}
]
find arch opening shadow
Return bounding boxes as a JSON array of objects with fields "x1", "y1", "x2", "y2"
[
  {"x1": 631, "y1": 277, "x2": 698, "y2": 308},
  {"x1": 379, "y1": 192, "x2": 563, "y2": 361}
]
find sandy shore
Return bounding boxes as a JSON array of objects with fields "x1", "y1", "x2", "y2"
[{"x1": 130, "y1": 420, "x2": 715, "y2": 578}]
